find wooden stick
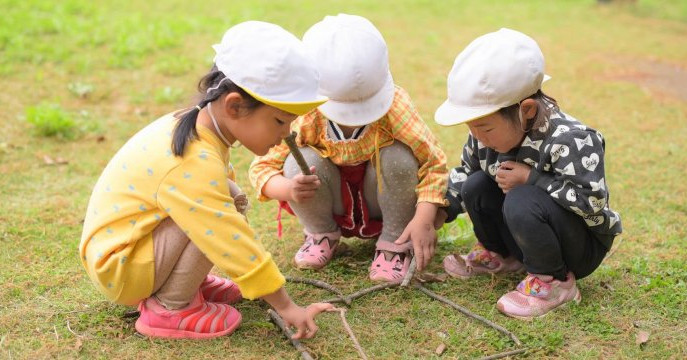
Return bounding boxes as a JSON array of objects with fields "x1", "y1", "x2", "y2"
[
  {"x1": 267, "y1": 309, "x2": 314, "y2": 360},
  {"x1": 284, "y1": 132, "x2": 312, "y2": 175},
  {"x1": 322, "y1": 282, "x2": 400, "y2": 304},
  {"x1": 476, "y1": 348, "x2": 527, "y2": 360},
  {"x1": 401, "y1": 256, "x2": 417, "y2": 287},
  {"x1": 330, "y1": 308, "x2": 368, "y2": 360},
  {"x1": 414, "y1": 284, "x2": 522, "y2": 346},
  {"x1": 286, "y1": 276, "x2": 351, "y2": 305}
]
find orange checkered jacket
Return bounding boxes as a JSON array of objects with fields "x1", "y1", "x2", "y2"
[{"x1": 249, "y1": 86, "x2": 448, "y2": 206}]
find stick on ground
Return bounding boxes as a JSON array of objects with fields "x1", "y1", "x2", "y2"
[
  {"x1": 286, "y1": 276, "x2": 351, "y2": 305},
  {"x1": 322, "y1": 282, "x2": 400, "y2": 304},
  {"x1": 268, "y1": 309, "x2": 314, "y2": 360},
  {"x1": 476, "y1": 348, "x2": 527, "y2": 360},
  {"x1": 284, "y1": 132, "x2": 312, "y2": 175},
  {"x1": 414, "y1": 284, "x2": 522, "y2": 346},
  {"x1": 401, "y1": 256, "x2": 417, "y2": 287},
  {"x1": 329, "y1": 308, "x2": 368, "y2": 360}
]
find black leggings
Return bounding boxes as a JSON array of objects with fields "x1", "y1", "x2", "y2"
[{"x1": 461, "y1": 171, "x2": 613, "y2": 281}]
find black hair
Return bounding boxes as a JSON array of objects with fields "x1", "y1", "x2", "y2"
[
  {"x1": 498, "y1": 90, "x2": 559, "y2": 134},
  {"x1": 171, "y1": 66, "x2": 263, "y2": 156}
]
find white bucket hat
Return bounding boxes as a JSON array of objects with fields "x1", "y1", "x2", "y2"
[
  {"x1": 435, "y1": 28, "x2": 551, "y2": 126},
  {"x1": 212, "y1": 21, "x2": 328, "y2": 116},
  {"x1": 303, "y1": 14, "x2": 395, "y2": 126}
]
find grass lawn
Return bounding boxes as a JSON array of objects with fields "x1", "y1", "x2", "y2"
[{"x1": 1, "y1": 0, "x2": 686, "y2": 358}]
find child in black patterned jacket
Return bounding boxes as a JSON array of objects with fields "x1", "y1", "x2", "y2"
[{"x1": 434, "y1": 28, "x2": 622, "y2": 320}]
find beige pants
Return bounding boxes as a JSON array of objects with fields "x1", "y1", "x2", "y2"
[{"x1": 150, "y1": 180, "x2": 245, "y2": 310}]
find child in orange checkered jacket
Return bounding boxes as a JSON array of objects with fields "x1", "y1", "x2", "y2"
[{"x1": 249, "y1": 14, "x2": 448, "y2": 282}]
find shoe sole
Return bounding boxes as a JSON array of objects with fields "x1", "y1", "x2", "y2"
[
  {"x1": 135, "y1": 311, "x2": 242, "y2": 339},
  {"x1": 498, "y1": 290, "x2": 582, "y2": 321}
]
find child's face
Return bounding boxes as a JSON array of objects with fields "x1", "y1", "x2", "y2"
[
  {"x1": 232, "y1": 105, "x2": 298, "y2": 156},
  {"x1": 466, "y1": 112, "x2": 525, "y2": 153}
]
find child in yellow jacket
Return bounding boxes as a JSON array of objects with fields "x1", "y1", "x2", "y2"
[
  {"x1": 249, "y1": 14, "x2": 448, "y2": 282},
  {"x1": 80, "y1": 21, "x2": 332, "y2": 339}
]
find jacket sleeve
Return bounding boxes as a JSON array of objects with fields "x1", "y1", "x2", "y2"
[
  {"x1": 388, "y1": 87, "x2": 449, "y2": 206},
  {"x1": 527, "y1": 129, "x2": 609, "y2": 216},
  {"x1": 444, "y1": 134, "x2": 481, "y2": 222},
  {"x1": 158, "y1": 150, "x2": 284, "y2": 300}
]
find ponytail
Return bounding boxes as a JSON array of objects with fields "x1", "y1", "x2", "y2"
[{"x1": 171, "y1": 68, "x2": 263, "y2": 156}]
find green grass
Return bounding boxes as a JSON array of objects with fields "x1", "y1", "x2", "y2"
[{"x1": 2, "y1": 0, "x2": 687, "y2": 358}]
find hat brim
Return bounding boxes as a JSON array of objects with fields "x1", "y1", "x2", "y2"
[
  {"x1": 318, "y1": 74, "x2": 395, "y2": 127},
  {"x1": 241, "y1": 87, "x2": 328, "y2": 116},
  {"x1": 435, "y1": 73, "x2": 552, "y2": 126},
  {"x1": 434, "y1": 100, "x2": 500, "y2": 126}
]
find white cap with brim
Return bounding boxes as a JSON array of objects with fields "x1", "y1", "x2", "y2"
[
  {"x1": 303, "y1": 14, "x2": 395, "y2": 126},
  {"x1": 213, "y1": 21, "x2": 328, "y2": 116},
  {"x1": 435, "y1": 28, "x2": 551, "y2": 126}
]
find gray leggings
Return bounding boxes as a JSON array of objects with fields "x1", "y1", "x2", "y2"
[{"x1": 283, "y1": 142, "x2": 418, "y2": 251}]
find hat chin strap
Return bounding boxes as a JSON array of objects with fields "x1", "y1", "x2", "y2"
[{"x1": 208, "y1": 102, "x2": 237, "y2": 148}]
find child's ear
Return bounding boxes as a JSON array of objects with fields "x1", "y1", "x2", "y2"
[
  {"x1": 520, "y1": 98, "x2": 538, "y2": 123},
  {"x1": 222, "y1": 92, "x2": 244, "y2": 118}
]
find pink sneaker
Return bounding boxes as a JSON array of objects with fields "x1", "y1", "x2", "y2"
[
  {"x1": 135, "y1": 290, "x2": 242, "y2": 339},
  {"x1": 200, "y1": 275, "x2": 242, "y2": 305},
  {"x1": 497, "y1": 272, "x2": 581, "y2": 320},
  {"x1": 443, "y1": 243, "x2": 524, "y2": 279},
  {"x1": 369, "y1": 251, "x2": 411, "y2": 283},
  {"x1": 294, "y1": 230, "x2": 341, "y2": 270}
]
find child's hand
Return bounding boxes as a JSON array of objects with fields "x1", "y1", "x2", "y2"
[
  {"x1": 495, "y1": 161, "x2": 531, "y2": 193},
  {"x1": 289, "y1": 165, "x2": 321, "y2": 203},
  {"x1": 277, "y1": 302, "x2": 333, "y2": 339},
  {"x1": 395, "y1": 219, "x2": 437, "y2": 271}
]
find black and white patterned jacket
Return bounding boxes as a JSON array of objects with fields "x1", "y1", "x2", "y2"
[{"x1": 445, "y1": 108, "x2": 622, "y2": 239}]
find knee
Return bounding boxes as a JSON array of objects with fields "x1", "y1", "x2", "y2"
[
  {"x1": 460, "y1": 171, "x2": 492, "y2": 204},
  {"x1": 379, "y1": 142, "x2": 418, "y2": 179},
  {"x1": 284, "y1": 147, "x2": 329, "y2": 178},
  {"x1": 502, "y1": 185, "x2": 541, "y2": 225}
]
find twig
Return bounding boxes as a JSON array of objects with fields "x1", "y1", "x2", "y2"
[
  {"x1": 267, "y1": 309, "x2": 314, "y2": 360},
  {"x1": 322, "y1": 282, "x2": 399, "y2": 304},
  {"x1": 401, "y1": 256, "x2": 417, "y2": 287},
  {"x1": 53, "y1": 325, "x2": 59, "y2": 341},
  {"x1": 66, "y1": 320, "x2": 84, "y2": 338},
  {"x1": 284, "y1": 132, "x2": 312, "y2": 175},
  {"x1": 475, "y1": 348, "x2": 527, "y2": 360},
  {"x1": 604, "y1": 235, "x2": 624, "y2": 260},
  {"x1": 286, "y1": 276, "x2": 350, "y2": 305},
  {"x1": 414, "y1": 284, "x2": 522, "y2": 346},
  {"x1": 329, "y1": 308, "x2": 368, "y2": 360}
]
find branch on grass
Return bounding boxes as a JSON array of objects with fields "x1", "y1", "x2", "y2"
[
  {"x1": 329, "y1": 308, "x2": 368, "y2": 360},
  {"x1": 401, "y1": 256, "x2": 417, "y2": 287},
  {"x1": 267, "y1": 309, "x2": 314, "y2": 360},
  {"x1": 476, "y1": 348, "x2": 527, "y2": 360},
  {"x1": 322, "y1": 282, "x2": 400, "y2": 304},
  {"x1": 414, "y1": 284, "x2": 522, "y2": 346},
  {"x1": 286, "y1": 276, "x2": 350, "y2": 305}
]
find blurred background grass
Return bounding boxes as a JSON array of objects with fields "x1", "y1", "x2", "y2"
[{"x1": 1, "y1": 0, "x2": 686, "y2": 358}]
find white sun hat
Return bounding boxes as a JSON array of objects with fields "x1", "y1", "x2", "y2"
[
  {"x1": 435, "y1": 28, "x2": 551, "y2": 126},
  {"x1": 302, "y1": 14, "x2": 395, "y2": 126},
  {"x1": 212, "y1": 21, "x2": 328, "y2": 116}
]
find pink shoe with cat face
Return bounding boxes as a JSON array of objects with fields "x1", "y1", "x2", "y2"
[
  {"x1": 369, "y1": 250, "x2": 411, "y2": 283},
  {"x1": 294, "y1": 230, "x2": 341, "y2": 270}
]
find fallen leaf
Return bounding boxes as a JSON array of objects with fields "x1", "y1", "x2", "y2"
[
  {"x1": 600, "y1": 281, "x2": 615, "y2": 291},
  {"x1": 41, "y1": 155, "x2": 69, "y2": 165},
  {"x1": 74, "y1": 337, "x2": 83, "y2": 352},
  {"x1": 96, "y1": 135, "x2": 106, "y2": 143},
  {"x1": 636, "y1": 330, "x2": 649, "y2": 346},
  {"x1": 417, "y1": 272, "x2": 448, "y2": 283},
  {"x1": 435, "y1": 343, "x2": 447, "y2": 356}
]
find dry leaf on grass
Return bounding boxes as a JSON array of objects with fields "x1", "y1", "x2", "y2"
[
  {"x1": 74, "y1": 337, "x2": 83, "y2": 352},
  {"x1": 42, "y1": 155, "x2": 69, "y2": 165},
  {"x1": 417, "y1": 272, "x2": 448, "y2": 283},
  {"x1": 636, "y1": 330, "x2": 650, "y2": 346},
  {"x1": 435, "y1": 343, "x2": 447, "y2": 356}
]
